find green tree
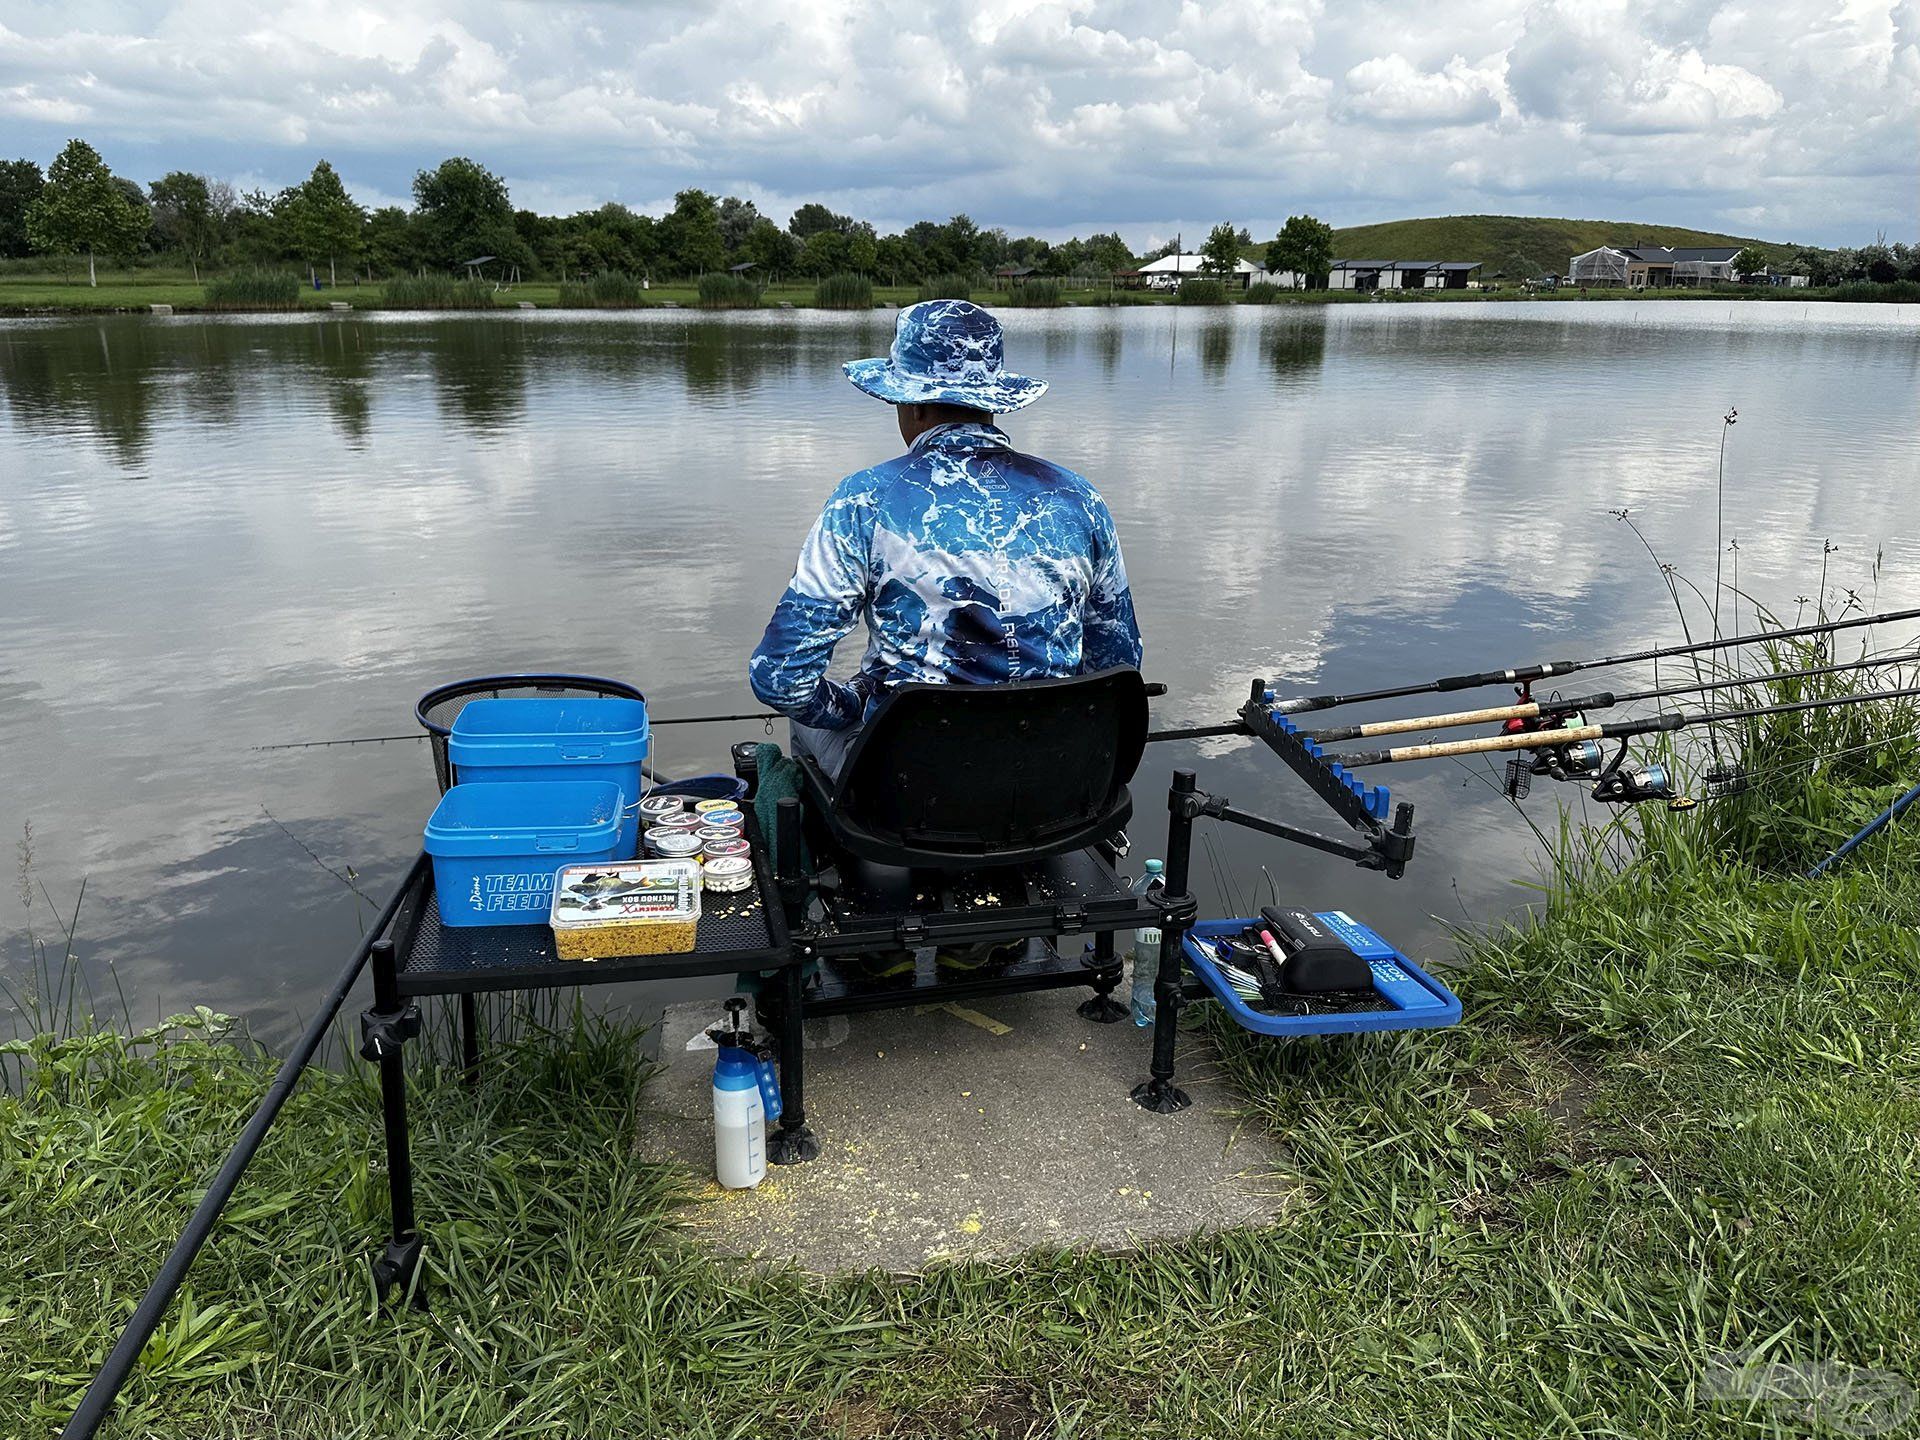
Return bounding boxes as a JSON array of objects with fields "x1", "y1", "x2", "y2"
[
  {"x1": 0, "y1": 158, "x2": 45, "y2": 259},
  {"x1": 1730, "y1": 247, "x2": 1767, "y2": 281},
  {"x1": 1199, "y1": 222, "x2": 1243, "y2": 278},
  {"x1": 662, "y1": 188, "x2": 725, "y2": 275},
  {"x1": 717, "y1": 196, "x2": 761, "y2": 255},
  {"x1": 789, "y1": 202, "x2": 853, "y2": 238},
  {"x1": 411, "y1": 156, "x2": 525, "y2": 270},
  {"x1": 364, "y1": 206, "x2": 416, "y2": 277},
  {"x1": 25, "y1": 139, "x2": 147, "y2": 285},
  {"x1": 285, "y1": 160, "x2": 365, "y2": 286},
  {"x1": 743, "y1": 218, "x2": 800, "y2": 278},
  {"x1": 148, "y1": 171, "x2": 219, "y2": 278},
  {"x1": 1265, "y1": 214, "x2": 1334, "y2": 288},
  {"x1": 798, "y1": 229, "x2": 849, "y2": 277},
  {"x1": 1084, "y1": 232, "x2": 1133, "y2": 274}
]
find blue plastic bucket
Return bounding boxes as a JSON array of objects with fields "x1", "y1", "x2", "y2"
[
  {"x1": 448, "y1": 697, "x2": 649, "y2": 856},
  {"x1": 424, "y1": 780, "x2": 624, "y2": 927}
]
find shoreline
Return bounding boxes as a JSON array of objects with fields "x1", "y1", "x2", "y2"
[{"x1": 4, "y1": 280, "x2": 1915, "y2": 319}]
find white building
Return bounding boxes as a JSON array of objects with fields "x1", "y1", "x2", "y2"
[
  {"x1": 1328, "y1": 260, "x2": 1482, "y2": 291},
  {"x1": 1125, "y1": 253, "x2": 1286, "y2": 290}
]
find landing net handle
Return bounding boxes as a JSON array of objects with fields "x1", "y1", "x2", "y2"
[{"x1": 414, "y1": 673, "x2": 646, "y2": 794}]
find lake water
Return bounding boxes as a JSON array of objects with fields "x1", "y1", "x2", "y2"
[{"x1": 3, "y1": 301, "x2": 1917, "y2": 1045}]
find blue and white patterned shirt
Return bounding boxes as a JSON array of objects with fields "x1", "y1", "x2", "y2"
[{"x1": 749, "y1": 422, "x2": 1144, "y2": 731}]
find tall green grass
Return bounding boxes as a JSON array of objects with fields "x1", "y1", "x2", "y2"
[
  {"x1": 696, "y1": 273, "x2": 759, "y2": 309},
  {"x1": 1176, "y1": 277, "x2": 1229, "y2": 305},
  {"x1": 1007, "y1": 279, "x2": 1062, "y2": 308},
  {"x1": 1242, "y1": 281, "x2": 1283, "y2": 305},
  {"x1": 915, "y1": 273, "x2": 972, "y2": 302},
  {"x1": 202, "y1": 270, "x2": 302, "y2": 311},
  {"x1": 812, "y1": 272, "x2": 874, "y2": 309},
  {"x1": 556, "y1": 270, "x2": 645, "y2": 308},
  {"x1": 381, "y1": 275, "x2": 497, "y2": 310}
]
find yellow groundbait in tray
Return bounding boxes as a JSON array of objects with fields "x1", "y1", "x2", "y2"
[{"x1": 549, "y1": 860, "x2": 702, "y2": 960}]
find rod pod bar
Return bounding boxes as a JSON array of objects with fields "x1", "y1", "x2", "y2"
[{"x1": 1272, "y1": 605, "x2": 1920, "y2": 717}]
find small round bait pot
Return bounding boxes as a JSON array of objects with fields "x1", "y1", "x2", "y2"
[
  {"x1": 638, "y1": 794, "x2": 686, "y2": 828},
  {"x1": 694, "y1": 820, "x2": 745, "y2": 843},
  {"x1": 693, "y1": 798, "x2": 740, "y2": 815},
  {"x1": 645, "y1": 830, "x2": 706, "y2": 861},
  {"x1": 702, "y1": 836, "x2": 752, "y2": 861},
  {"x1": 694, "y1": 806, "x2": 744, "y2": 830},
  {"x1": 648, "y1": 810, "x2": 702, "y2": 834},
  {"x1": 702, "y1": 856, "x2": 754, "y2": 894}
]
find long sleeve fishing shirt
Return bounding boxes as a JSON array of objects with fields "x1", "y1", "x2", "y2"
[{"x1": 749, "y1": 421, "x2": 1144, "y2": 731}]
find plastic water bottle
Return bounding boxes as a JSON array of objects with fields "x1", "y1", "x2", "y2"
[
  {"x1": 1129, "y1": 859, "x2": 1166, "y2": 1026},
  {"x1": 710, "y1": 999, "x2": 782, "y2": 1189}
]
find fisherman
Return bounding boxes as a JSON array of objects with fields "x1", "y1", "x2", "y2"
[{"x1": 749, "y1": 298, "x2": 1145, "y2": 781}]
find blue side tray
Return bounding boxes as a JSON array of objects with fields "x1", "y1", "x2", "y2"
[{"x1": 1184, "y1": 915, "x2": 1462, "y2": 1037}]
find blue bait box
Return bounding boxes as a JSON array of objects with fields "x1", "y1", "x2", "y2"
[
  {"x1": 425, "y1": 780, "x2": 624, "y2": 927},
  {"x1": 1183, "y1": 913, "x2": 1461, "y2": 1037},
  {"x1": 448, "y1": 697, "x2": 649, "y2": 857}
]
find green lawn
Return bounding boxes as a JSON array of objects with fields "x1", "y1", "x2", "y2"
[{"x1": 6, "y1": 670, "x2": 1917, "y2": 1438}]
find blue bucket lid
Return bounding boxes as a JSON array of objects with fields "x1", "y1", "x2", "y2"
[
  {"x1": 424, "y1": 780, "x2": 625, "y2": 858},
  {"x1": 448, "y1": 697, "x2": 649, "y2": 768}
]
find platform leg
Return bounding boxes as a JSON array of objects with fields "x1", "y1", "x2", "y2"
[
  {"x1": 1134, "y1": 771, "x2": 1195, "y2": 1114},
  {"x1": 768, "y1": 958, "x2": 819, "y2": 1165},
  {"x1": 458, "y1": 992, "x2": 480, "y2": 1089},
  {"x1": 1077, "y1": 928, "x2": 1128, "y2": 1024},
  {"x1": 362, "y1": 940, "x2": 426, "y2": 1306}
]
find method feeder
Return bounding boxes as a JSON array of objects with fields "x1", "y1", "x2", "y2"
[{"x1": 1267, "y1": 605, "x2": 1920, "y2": 717}]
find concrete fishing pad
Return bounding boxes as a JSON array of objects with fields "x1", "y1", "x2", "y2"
[{"x1": 635, "y1": 983, "x2": 1297, "y2": 1273}]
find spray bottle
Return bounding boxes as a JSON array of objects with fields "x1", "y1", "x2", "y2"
[{"x1": 709, "y1": 997, "x2": 782, "y2": 1189}]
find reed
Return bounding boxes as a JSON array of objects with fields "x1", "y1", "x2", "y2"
[
  {"x1": 696, "y1": 273, "x2": 759, "y2": 309},
  {"x1": 1242, "y1": 281, "x2": 1284, "y2": 305},
  {"x1": 1176, "y1": 277, "x2": 1229, "y2": 305},
  {"x1": 812, "y1": 272, "x2": 874, "y2": 309},
  {"x1": 556, "y1": 270, "x2": 646, "y2": 308},
  {"x1": 381, "y1": 275, "x2": 497, "y2": 310},
  {"x1": 202, "y1": 270, "x2": 302, "y2": 310},
  {"x1": 915, "y1": 273, "x2": 972, "y2": 302},
  {"x1": 1007, "y1": 279, "x2": 1062, "y2": 308}
]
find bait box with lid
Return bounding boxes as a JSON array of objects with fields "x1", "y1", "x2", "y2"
[
  {"x1": 447, "y1": 697, "x2": 650, "y2": 857},
  {"x1": 549, "y1": 860, "x2": 702, "y2": 959},
  {"x1": 424, "y1": 781, "x2": 625, "y2": 928}
]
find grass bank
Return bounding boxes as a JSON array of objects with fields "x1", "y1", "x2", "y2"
[{"x1": 5, "y1": 665, "x2": 1919, "y2": 1436}]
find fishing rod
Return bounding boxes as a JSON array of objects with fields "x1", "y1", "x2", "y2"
[
  {"x1": 1299, "y1": 649, "x2": 1920, "y2": 745},
  {"x1": 1330, "y1": 683, "x2": 1920, "y2": 807},
  {"x1": 252, "y1": 710, "x2": 785, "y2": 752},
  {"x1": 1271, "y1": 605, "x2": 1920, "y2": 717}
]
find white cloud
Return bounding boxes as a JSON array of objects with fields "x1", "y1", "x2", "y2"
[{"x1": 0, "y1": 0, "x2": 1910, "y2": 244}]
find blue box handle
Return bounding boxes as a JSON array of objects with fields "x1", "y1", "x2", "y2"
[
  {"x1": 535, "y1": 834, "x2": 581, "y2": 852},
  {"x1": 560, "y1": 745, "x2": 607, "y2": 760}
]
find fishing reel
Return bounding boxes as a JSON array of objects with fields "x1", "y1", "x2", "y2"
[
  {"x1": 1588, "y1": 741, "x2": 1696, "y2": 810},
  {"x1": 1500, "y1": 705, "x2": 1602, "y2": 801}
]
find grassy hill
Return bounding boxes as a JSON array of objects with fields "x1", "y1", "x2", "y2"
[{"x1": 1317, "y1": 215, "x2": 1797, "y2": 279}]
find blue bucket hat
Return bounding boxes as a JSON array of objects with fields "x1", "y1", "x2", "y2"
[{"x1": 843, "y1": 300, "x2": 1047, "y2": 413}]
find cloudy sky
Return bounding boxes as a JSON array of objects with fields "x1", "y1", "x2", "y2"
[{"x1": 1, "y1": 0, "x2": 1914, "y2": 247}]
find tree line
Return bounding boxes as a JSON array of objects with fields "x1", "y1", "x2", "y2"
[{"x1": 0, "y1": 140, "x2": 1154, "y2": 287}]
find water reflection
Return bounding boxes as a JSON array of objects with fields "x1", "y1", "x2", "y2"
[{"x1": 1, "y1": 303, "x2": 1916, "y2": 1036}]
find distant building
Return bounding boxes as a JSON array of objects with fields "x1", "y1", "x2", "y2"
[
  {"x1": 1569, "y1": 245, "x2": 1743, "y2": 287},
  {"x1": 1327, "y1": 259, "x2": 1481, "y2": 291},
  {"x1": 1120, "y1": 253, "x2": 1277, "y2": 290}
]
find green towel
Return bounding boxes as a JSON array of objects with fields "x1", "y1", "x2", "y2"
[
  {"x1": 752, "y1": 742, "x2": 808, "y2": 879},
  {"x1": 739, "y1": 742, "x2": 810, "y2": 997}
]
